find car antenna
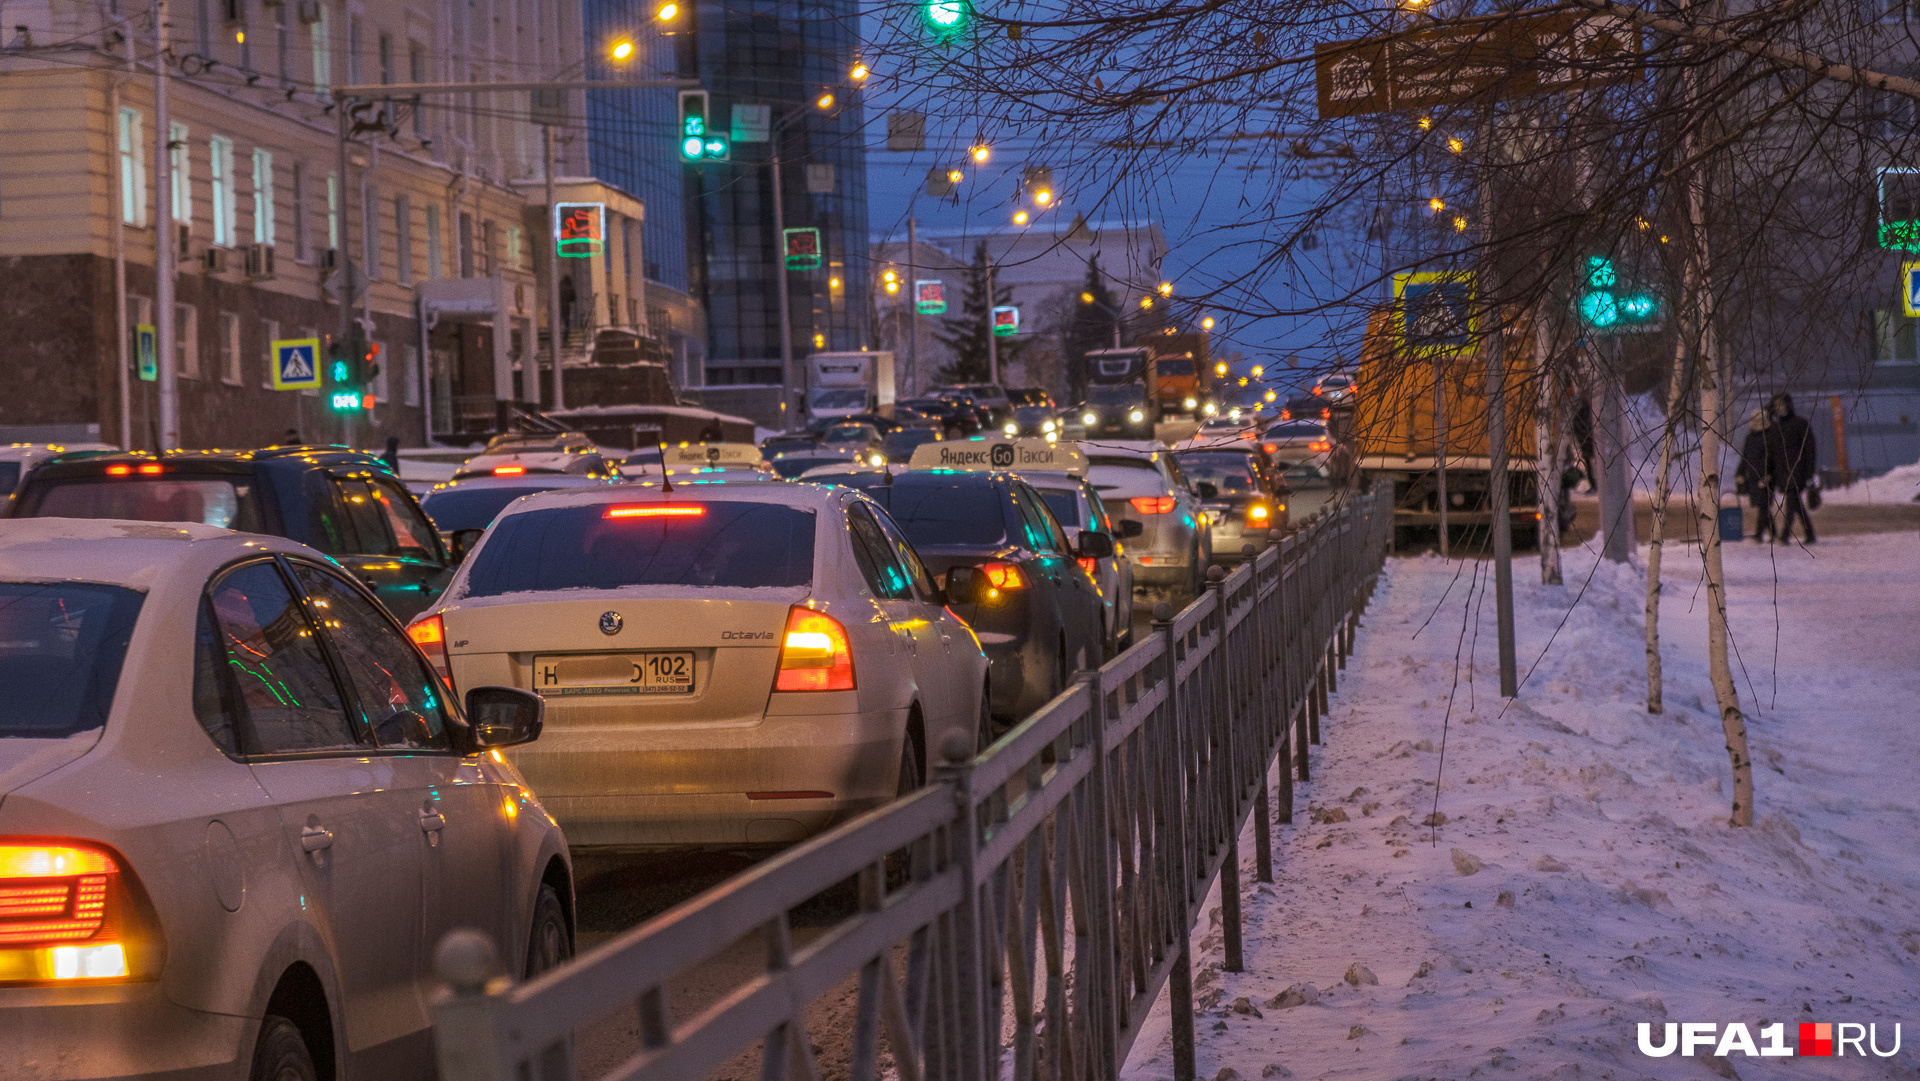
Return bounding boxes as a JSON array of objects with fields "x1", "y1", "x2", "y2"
[{"x1": 656, "y1": 434, "x2": 673, "y2": 495}]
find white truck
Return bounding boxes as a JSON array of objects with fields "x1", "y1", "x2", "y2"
[{"x1": 805, "y1": 351, "x2": 895, "y2": 422}]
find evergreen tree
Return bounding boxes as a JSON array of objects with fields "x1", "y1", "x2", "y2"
[
  {"x1": 934, "y1": 242, "x2": 1028, "y2": 384},
  {"x1": 1064, "y1": 254, "x2": 1121, "y2": 399}
]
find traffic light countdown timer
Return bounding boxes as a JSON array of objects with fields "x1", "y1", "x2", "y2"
[
  {"x1": 1575, "y1": 254, "x2": 1661, "y2": 335},
  {"x1": 677, "y1": 90, "x2": 731, "y2": 162},
  {"x1": 327, "y1": 339, "x2": 382, "y2": 411}
]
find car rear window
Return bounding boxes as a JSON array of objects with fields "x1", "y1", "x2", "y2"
[
  {"x1": 422, "y1": 485, "x2": 568, "y2": 532},
  {"x1": 462, "y1": 501, "x2": 816, "y2": 596},
  {"x1": 1086, "y1": 458, "x2": 1168, "y2": 499},
  {"x1": 823, "y1": 426, "x2": 872, "y2": 442},
  {"x1": 867, "y1": 483, "x2": 1007, "y2": 547},
  {"x1": 1176, "y1": 453, "x2": 1260, "y2": 494},
  {"x1": 20, "y1": 474, "x2": 263, "y2": 531},
  {"x1": 1157, "y1": 359, "x2": 1195, "y2": 375},
  {"x1": 770, "y1": 455, "x2": 851, "y2": 479},
  {"x1": 1267, "y1": 422, "x2": 1327, "y2": 438},
  {"x1": 0, "y1": 582, "x2": 145, "y2": 739}
]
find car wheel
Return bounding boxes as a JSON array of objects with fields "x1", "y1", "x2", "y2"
[
  {"x1": 524, "y1": 883, "x2": 572, "y2": 979},
  {"x1": 248, "y1": 1016, "x2": 317, "y2": 1081},
  {"x1": 897, "y1": 717, "x2": 925, "y2": 795},
  {"x1": 975, "y1": 688, "x2": 996, "y2": 754}
]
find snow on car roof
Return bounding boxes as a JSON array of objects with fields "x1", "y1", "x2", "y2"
[
  {"x1": 0, "y1": 518, "x2": 283, "y2": 590},
  {"x1": 492, "y1": 477, "x2": 851, "y2": 521}
]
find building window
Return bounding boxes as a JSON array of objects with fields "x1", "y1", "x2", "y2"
[
  {"x1": 347, "y1": 14, "x2": 362, "y2": 85},
  {"x1": 311, "y1": 3, "x2": 330, "y2": 101},
  {"x1": 169, "y1": 122, "x2": 190, "y2": 231},
  {"x1": 275, "y1": 2, "x2": 290, "y2": 85},
  {"x1": 260, "y1": 318, "x2": 280, "y2": 388},
  {"x1": 395, "y1": 196, "x2": 414, "y2": 284},
  {"x1": 426, "y1": 203, "x2": 442, "y2": 278},
  {"x1": 292, "y1": 162, "x2": 308, "y2": 260},
  {"x1": 252, "y1": 148, "x2": 275, "y2": 245},
  {"x1": 235, "y1": 0, "x2": 252, "y2": 71},
  {"x1": 403, "y1": 343, "x2": 420, "y2": 406},
  {"x1": 409, "y1": 43, "x2": 426, "y2": 137},
  {"x1": 177, "y1": 304, "x2": 200, "y2": 378},
  {"x1": 363, "y1": 184, "x2": 381, "y2": 279},
  {"x1": 219, "y1": 311, "x2": 242, "y2": 385},
  {"x1": 117, "y1": 107, "x2": 146, "y2": 227},
  {"x1": 209, "y1": 135, "x2": 235, "y2": 247},
  {"x1": 326, "y1": 172, "x2": 338, "y2": 251},
  {"x1": 195, "y1": 0, "x2": 211, "y2": 55},
  {"x1": 506, "y1": 224, "x2": 522, "y2": 271},
  {"x1": 458, "y1": 211, "x2": 474, "y2": 277},
  {"x1": 481, "y1": 220, "x2": 495, "y2": 275},
  {"x1": 371, "y1": 340, "x2": 389, "y2": 403}
]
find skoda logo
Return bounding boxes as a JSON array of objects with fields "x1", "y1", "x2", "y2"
[
  {"x1": 599, "y1": 611, "x2": 623, "y2": 636},
  {"x1": 990, "y1": 444, "x2": 1016, "y2": 468}
]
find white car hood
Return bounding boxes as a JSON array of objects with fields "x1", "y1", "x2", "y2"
[{"x1": 0, "y1": 732, "x2": 99, "y2": 808}]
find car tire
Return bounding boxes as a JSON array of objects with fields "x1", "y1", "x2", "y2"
[
  {"x1": 524, "y1": 883, "x2": 572, "y2": 979},
  {"x1": 975, "y1": 688, "x2": 996, "y2": 754},
  {"x1": 248, "y1": 1016, "x2": 317, "y2": 1081},
  {"x1": 897, "y1": 717, "x2": 925, "y2": 796}
]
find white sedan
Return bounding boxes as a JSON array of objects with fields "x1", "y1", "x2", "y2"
[
  {"x1": 0, "y1": 518, "x2": 566, "y2": 1080},
  {"x1": 409, "y1": 483, "x2": 990, "y2": 850}
]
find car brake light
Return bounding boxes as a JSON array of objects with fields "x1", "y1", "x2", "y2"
[
  {"x1": 1263, "y1": 443, "x2": 1278, "y2": 454},
  {"x1": 1308, "y1": 440, "x2": 1331, "y2": 452},
  {"x1": 1248, "y1": 504, "x2": 1271, "y2": 522},
  {"x1": 1279, "y1": 409, "x2": 1292, "y2": 420},
  {"x1": 978, "y1": 562, "x2": 1027, "y2": 589},
  {"x1": 493, "y1": 465, "x2": 526, "y2": 476},
  {"x1": 1321, "y1": 408, "x2": 1331, "y2": 419},
  {"x1": 407, "y1": 615, "x2": 455, "y2": 691},
  {"x1": 605, "y1": 504, "x2": 706, "y2": 518},
  {"x1": 775, "y1": 607, "x2": 856, "y2": 692},
  {"x1": 1130, "y1": 496, "x2": 1177, "y2": 514},
  {"x1": 0, "y1": 841, "x2": 145, "y2": 982},
  {"x1": 1077, "y1": 556, "x2": 1098, "y2": 577},
  {"x1": 105, "y1": 465, "x2": 132, "y2": 476}
]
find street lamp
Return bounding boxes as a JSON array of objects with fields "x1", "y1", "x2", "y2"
[{"x1": 1079, "y1": 292, "x2": 1126, "y2": 349}]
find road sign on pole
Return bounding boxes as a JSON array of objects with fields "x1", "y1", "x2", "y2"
[
  {"x1": 1392, "y1": 271, "x2": 1477, "y2": 357},
  {"x1": 1903, "y1": 262, "x2": 1920, "y2": 316},
  {"x1": 271, "y1": 337, "x2": 322, "y2": 391},
  {"x1": 783, "y1": 227, "x2": 822, "y2": 270},
  {"x1": 1316, "y1": 11, "x2": 1639, "y2": 118},
  {"x1": 135, "y1": 324, "x2": 157, "y2": 382},
  {"x1": 992, "y1": 305, "x2": 1019, "y2": 337},
  {"x1": 554, "y1": 202, "x2": 605, "y2": 258},
  {"x1": 916, "y1": 279, "x2": 946, "y2": 314}
]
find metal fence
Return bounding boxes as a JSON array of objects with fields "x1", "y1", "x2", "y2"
[{"x1": 429, "y1": 481, "x2": 1395, "y2": 1081}]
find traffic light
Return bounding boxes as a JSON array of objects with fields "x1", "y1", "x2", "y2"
[
  {"x1": 1575, "y1": 255, "x2": 1661, "y2": 334},
  {"x1": 925, "y1": 0, "x2": 968, "y2": 37},
  {"x1": 677, "y1": 90, "x2": 729, "y2": 162},
  {"x1": 327, "y1": 339, "x2": 381, "y2": 410}
]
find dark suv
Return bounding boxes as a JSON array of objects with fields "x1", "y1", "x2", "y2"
[{"x1": 5, "y1": 447, "x2": 452, "y2": 620}]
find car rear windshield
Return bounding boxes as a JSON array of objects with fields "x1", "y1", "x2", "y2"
[
  {"x1": 1086, "y1": 458, "x2": 1168, "y2": 499},
  {"x1": 462, "y1": 502, "x2": 816, "y2": 595},
  {"x1": 0, "y1": 582, "x2": 145, "y2": 739},
  {"x1": 771, "y1": 455, "x2": 851, "y2": 479},
  {"x1": 422, "y1": 485, "x2": 570, "y2": 533},
  {"x1": 1267, "y1": 422, "x2": 1327, "y2": 439},
  {"x1": 868, "y1": 483, "x2": 1007, "y2": 547},
  {"x1": 19, "y1": 474, "x2": 264, "y2": 531},
  {"x1": 1157, "y1": 359, "x2": 1195, "y2": 375},
  {"x1": 823, "y1": 426, "x2": 872, "y2": 442},
  {"x1": 1177, "y1": 453, "x2": 1260, "y2": 493}
]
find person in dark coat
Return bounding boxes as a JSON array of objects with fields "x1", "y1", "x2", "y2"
[
  {"x1": 380, "y1": 436, "x2": 401, "y2": 473},
  {"x1": 1736, "y1": 409, "x2": 1774, "y2": 542},
  {"x1": 1763, "y1": 393, "x2": 1817, "y2": 544}
]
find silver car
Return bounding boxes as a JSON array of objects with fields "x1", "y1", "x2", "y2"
[
  {"x1": 1025, "y1": 474, "x2": 1139, "y2": 655},
  {"x1": 0, "y1": 519, "x2": 567, "y2": 1080},
  {"x1": 1083, "y1": 442, "x2": 1214, "y2": 603}
]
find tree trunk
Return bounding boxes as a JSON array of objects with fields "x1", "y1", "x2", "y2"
[
  {"x1": 1686, "y1": 143, "x2": 1754, "y2": 828},
  {"x1": 1535, "y1": 310, "x2": 1563, "y2": 585},
  {"x1": 1644, "y1": 317, "x2": 1691, "y2": 715}
]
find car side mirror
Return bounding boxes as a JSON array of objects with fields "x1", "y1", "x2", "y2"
[
  {"x1": 945, "y1": 565, "x2": 982, "y2": 604},
  {"x1": 1117, "y1": 519, "x2": 1145, "y2": 539},
  {"x1": 464, "y1": 686, "x2": 544, "y2": 750},
  {"x1": 449, "y1": 527, "x2": 485, "y2": 564},
  {"x1": 1077, "y1": 531, "x2": 1115, "y2": 559},
  {"x1": 1194, "y1": 481, "x2": 1219, "y2": 501}
]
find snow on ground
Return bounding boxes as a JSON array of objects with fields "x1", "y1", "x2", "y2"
[
  {"x1": 1121, "y1": 531, "x2": 1920, "y2": 1080},
  {"x1": 1821, "y1": 463, "x2": 1920, "y2": 506}
]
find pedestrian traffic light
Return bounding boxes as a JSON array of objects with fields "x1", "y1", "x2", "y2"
[
  {"x1": 677, "y1": 90, "x2": 730, "y2": 161},
  {"x1": 1575, "y1": 254, "x2": 1661, "y2": 335},
  {"x1": 925, "y1": 0, "x2": 968, "y2": 37},
  {"x1": 327, "y1": 341, "x2": 361, "y2": 411}
]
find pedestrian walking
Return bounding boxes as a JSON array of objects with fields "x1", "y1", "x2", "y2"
[
  {"x1": 380, "y1": 436, "x2": 401, "y2": 474},
  {"x1": 1763, "y1": 392, "x2": 1817, "y2": 544},
  {"x1": 1736, "y1": 409, "x2": 1774, "y2": 542}
]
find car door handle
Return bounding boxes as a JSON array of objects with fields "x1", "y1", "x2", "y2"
[
  {"x1": 300, "y1": 826, "x2": 333, "y2": 852},
  {"x1": 419, "y1": 812, "x2": 446, "y2": 833}
]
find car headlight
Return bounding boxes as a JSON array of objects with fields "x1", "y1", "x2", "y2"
[
  {"x1": 1202, "y1": 402, "x2": 1217, "y2": 416},
  {"x1": 1042, "y1": 419, "x2": 1055, "y2": 432},
  {"x1": 1083, "y1": 411, "x2": 1098, "y2": 425},
  {"x1": 1003, "y1": 422, "x2": 1018, "y2": 436},
  {"x1": 1183, "y1": 397, "x2": 1197, "y2": 410},
  {"x1": 1129, "y1": 409, "x2": 1145, "y2": 423}
]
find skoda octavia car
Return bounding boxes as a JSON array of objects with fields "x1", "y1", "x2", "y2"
[
  {"x1": 410, "y1": 483, "x2": 988, "y2": 850},
  {"x1": 0, "y1": 519, "x2": 563, "y2": 1081}
]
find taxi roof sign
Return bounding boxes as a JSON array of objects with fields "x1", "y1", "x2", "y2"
[
  {"x1": 665, "y1": 442, "x2": 764, "y2": 467},
  {"x1": 907, "y1": 438, "x2": 1087, "y2": 477}
]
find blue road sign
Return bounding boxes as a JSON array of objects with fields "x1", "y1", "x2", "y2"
[
  {"x1": 1392, "y1": 271, "x2": 1476, "y2": 358},
  {"x1": 135, "y1": 324, "x2": 156, "y2": 382},
  {"x1": 272, "y1": 337, "x2": 322, "y2": 391},
  {"x1": 1903, "y1": 262, "x2": 1920, "y2": 318}
]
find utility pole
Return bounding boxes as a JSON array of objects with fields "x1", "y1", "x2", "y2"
[
  {"x1": 335, "y1": 99, "x2": 356, "y2": 448},
  {"x1": 113, "y1": 24, "x2": 134, "y2": 452},
  {"x1": 986, "y1": 262, "x2": 998, "y2": 384},
  {"x1": 1476, "y1": 112, "x2": 1517, "y2": 697},
  {"x1": 1597, "y1": 336, "x2": 1632, "y2": 562},
  {"x1": 906, "y1": 216, "x2": 918, "y2": 396},
  {"x1": 770, "y1": 144, "x2": 796, "y2": 412},
  {"x1": 544, "y1": 124, "x2": 564, "y2": 410},
  {"x1": 152, "y1": 0, "x2": 178, "y2": 450},
  {"x1": 1434, "y1": 358, "x2": 1448, "y2": 558}
]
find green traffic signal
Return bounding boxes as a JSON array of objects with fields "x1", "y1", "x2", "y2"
[
  {"x1": 1576, "y1": 254, "x2": 1659, "y2": 334},
  {"x1": 925, "y1": 0, "x2": 967, "y2": 34},
  {"x1": 1579, "y1": 291, "x2": 1620, "y2": 327},
  {"x1": 1584, "y1": 254, "x2": 1617, "y2": 289}
]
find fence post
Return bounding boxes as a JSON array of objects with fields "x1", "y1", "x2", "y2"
[
  {"x1": 1077, "y1": 665, "x2": 1122, "y2": 1078},
  {"x1": 1152, "y1": 601, "x2": 1199, "y2": 1081},
  {"x1": 931, "y1": 729, "x2": 988, "y2": 1081},
  {"x1": 431, "y1": 930, "x2": 512, "y2": 1081},
  {"x1": 1247, "y1": 547, "x2": 1275, "y2": 886},
  {"x1": 1204, "y1": 566, "x2": 1246, "y2": 976},
  {"x1": 1270, "y1": 529, "x2": 1296, "y2": 821}
]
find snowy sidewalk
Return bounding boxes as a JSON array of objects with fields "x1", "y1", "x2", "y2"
[{"x1": 1121, "y1": 532, "x2": 1920, "y2": 1081}]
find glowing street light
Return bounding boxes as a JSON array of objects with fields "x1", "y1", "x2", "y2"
[
  {"x1": 849, "y1": 62, "x2": 870, "y2": 82},
  {"x1": 970, "y1": 143, "x2": 990, "y2": 164},
  {"x1": 1157, "y1": 281, "x2": 1173, "y2": 297},
  {"x1": 816, "y1": 92, "x2": 835, "y2": 110},
  {"x1": 656, "y1": 1, "x2": 679, "y2": 19},
  {"x1": 1012, "y1": 210, "x2": 1030, "y2": 225},
  {"x1": 610, "y1": 39, "x2": 635, "y2": 60}
]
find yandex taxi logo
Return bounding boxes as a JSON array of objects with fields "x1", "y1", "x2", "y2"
[
  {"x1": 1636, "y1": 1021, "x2": 1903, "y2": 1059},
  {"x1": 908, "y1": 438, "x2": 1088, "y2": 476}
]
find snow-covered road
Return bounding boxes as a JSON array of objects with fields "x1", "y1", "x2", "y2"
[{"x1": 1121, "y1": 531, "x2": 1920, "y2": 1081}]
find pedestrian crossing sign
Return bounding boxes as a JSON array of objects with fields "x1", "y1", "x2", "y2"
[
  {"x1": 271, "y1": 337, "x2": 322, "y2": 391},
  {"x1": 1903, "y1": 263, "x2": 1920, "y2": 318}
]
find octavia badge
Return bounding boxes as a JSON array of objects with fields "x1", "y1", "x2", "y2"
[{"x1": 599, "y1": 611, "x2": 623, "y2": 636}]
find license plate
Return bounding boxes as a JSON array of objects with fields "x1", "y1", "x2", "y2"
[{"x1": 532, "y1": 652, "x2": 695, "y2": 695}]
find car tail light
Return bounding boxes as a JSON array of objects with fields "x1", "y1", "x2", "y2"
[
  {"x1": 1130, "y1": 496, "x2": 1176, "y2": 514},
  {"x1": 1279, "y1": 409, "x2": 1292, "y2": 420},
  {"x1": 104, "y1": 465, "x2": 132, "y2": 476},
  {"x1": 137, "y1": 464, "x2": 163, "y2": 475},
  {"x1": 1262, "y1": 442, "x2": 1278, "y2": 454},
  {"x1": 1308, "y1": 440, "x2": 1331, "y2": 452},
  {"x1": 978, "y1": 562, "x2": 1027, "y2": 590},
  {"x1": 408, "y1": 614, "x2": 455, "y2": 690},
  {"x1": 492, "y1": 465, "x2": 526, "y2": 476},
  {"x1": 1247, "y1": 504, "x2": 1271, "y2": 524},
  {"x1": 0, "y1": 841, "x2": 154, "y2": 982},
  {"x1": 1078, "y1": 557, "x2": 1098, "y2": 577},
  {"x1": 605, "y1": 504, "x2": 706, "y2": 519},
  {"x1": 1321, "y1": 408, "x2": 1331, "y2": 419},
  {"x1": 774, "y1": 607, "x2": 856, "y2": 692}
]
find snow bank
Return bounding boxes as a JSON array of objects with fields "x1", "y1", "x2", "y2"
[
  {"x1": 1821, "y1": 462, "x2": 1920, "y2": 505},
  {"x1": 1123, "y1": 533, "x2": 1920, "y2": 1080}
]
